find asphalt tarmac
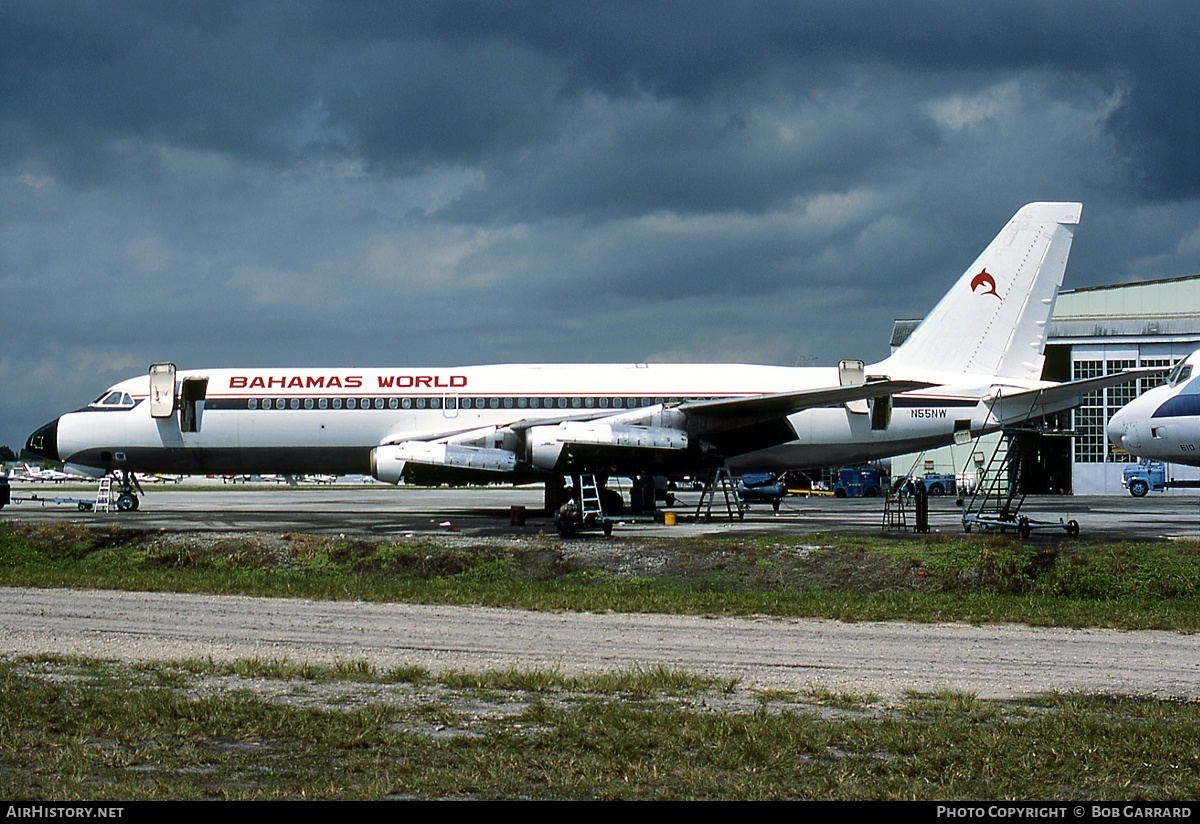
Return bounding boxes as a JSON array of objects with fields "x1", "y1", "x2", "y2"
[{"x1": 4, "y1": 481, "x2": 1200, "y2": 541}]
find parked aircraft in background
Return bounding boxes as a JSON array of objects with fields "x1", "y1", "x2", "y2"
[
  {"x1": 12, "y1": 464, "x2": 41, "y2": 482},
  {"x1": 134, "y1": 473, "x2": 183, "y2": 484},
  {"x1": 25, "y1": 202, "x2": 1149, "y2": 512},
  {"x1": 1108, "y1": 349, "x2": 1200, "y2": 467},
  {"x1": 16, "y1": 463, "x2": 80, "y2": 483},
  {"x1": 220, "y1": 474, "x2": 298, "y2": 484}
]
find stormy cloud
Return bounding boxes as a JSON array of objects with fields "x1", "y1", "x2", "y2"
[{"x1": 3, "y1": 1, "x2": 1200, "y2": 451}]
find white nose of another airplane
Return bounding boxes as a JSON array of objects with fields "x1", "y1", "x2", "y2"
[{"x1": 1106, "y1": 409, "x2": 1128, "y2": 451}]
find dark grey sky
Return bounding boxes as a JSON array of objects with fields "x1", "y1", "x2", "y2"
[{"x1": 4, "y1": 1, "x2": 1200, "y2": 452}]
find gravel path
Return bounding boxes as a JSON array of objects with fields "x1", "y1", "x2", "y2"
[{"x1": 3, "y1": 586, "x2": 1197, "y2": 700}]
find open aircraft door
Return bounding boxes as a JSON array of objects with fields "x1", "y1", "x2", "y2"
[
  {"x1": 839, "y1": 360, "x2": 869, "y2": 414},
  {"x1": 149, "y1": 363, "x2": 176, "y2": 418}
]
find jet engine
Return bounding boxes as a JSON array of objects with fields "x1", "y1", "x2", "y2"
[
  {"x1": 527, "y1": 422, "x2": 688, "y2": 471},
  {"x1": 370, "y1": 441, "x2": 518, "y2": 484}
]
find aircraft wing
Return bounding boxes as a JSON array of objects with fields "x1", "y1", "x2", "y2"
[
  {"x1": 678, "y1": 379, "x2": 934, "y2": 419},
  {"x1": 371, "y1": 378, "x2": 938, "y2": 483},
  {"x1": 379, "y1": 379, "x2": 931, "y2": 448}
]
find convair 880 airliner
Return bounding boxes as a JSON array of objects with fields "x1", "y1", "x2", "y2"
[{"x1": 25, "y1": 202, "x2": 1145, "y2": 511}]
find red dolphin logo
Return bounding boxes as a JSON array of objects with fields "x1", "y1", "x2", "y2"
[{"x1": 970, "y1": 268, "x2": 1000, "y2": 299}]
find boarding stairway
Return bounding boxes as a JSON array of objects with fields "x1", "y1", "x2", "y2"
[
  {"x1": 962, "y1": 432, "x2": 1025, "y2": 534},
  {"x1": 694, "y1": 466, "x2": 744, "y2": 521},
  {"x1": 961, "y1": 424, "x2": 1079, "y2": 538}
]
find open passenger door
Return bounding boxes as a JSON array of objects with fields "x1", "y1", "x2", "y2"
[{"x1": 149, "y1": 363, "x2": 176, "y2": 419}]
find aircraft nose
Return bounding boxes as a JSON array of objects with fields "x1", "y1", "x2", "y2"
[
  {"x1": 24, "y1": 418, "x2": 60, "y2": 462},
  {"x1": 1106, "y1": 409, "x2": 1127, "y2": 450}
]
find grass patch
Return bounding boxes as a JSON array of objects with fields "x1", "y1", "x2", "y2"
[
  {"x1": 3, "y1": 522, "x2": 1200, "y2": 630},
  {"x1": 2, "y1": 655, "x2": 1197, "y2": 800}
]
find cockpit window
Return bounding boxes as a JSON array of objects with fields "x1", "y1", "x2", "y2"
[
  {"x1": 90, "y1": 391, "x2": 136, "y2": 408},
  {"x1": 1168, "y1": 361, "x2": 1193, "y2": 387}
]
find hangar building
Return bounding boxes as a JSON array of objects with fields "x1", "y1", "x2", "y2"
[{"x1": 892, "y1": 274, "x2": 1200, "y2": 495}]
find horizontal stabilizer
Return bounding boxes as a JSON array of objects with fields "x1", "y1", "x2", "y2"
[{"x1": 990, "y1": 368, "x2": 1167, "y2": 420}]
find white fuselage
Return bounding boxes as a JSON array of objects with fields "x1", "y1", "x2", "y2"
[
  {"x1": 48, "y1": 361, "x2": 1047, "y2": 479},
  {"x1": 1107, "y1": 353, "x2": 1200, "y2": 467}
]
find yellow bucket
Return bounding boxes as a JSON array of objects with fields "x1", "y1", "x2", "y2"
[{"x1": 664, "y1": 511, "x2": 677, "y2": 526}]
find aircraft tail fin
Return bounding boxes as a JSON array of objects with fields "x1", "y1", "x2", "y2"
[{"x1": 882, "y1": 202, "x2": 1081, "y2": 381}]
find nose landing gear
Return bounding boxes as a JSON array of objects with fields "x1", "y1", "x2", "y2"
[{"x1": 113, "y1": 471, "x2": 142, "y2": 512}]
